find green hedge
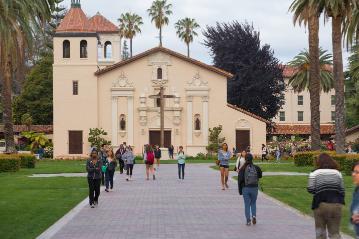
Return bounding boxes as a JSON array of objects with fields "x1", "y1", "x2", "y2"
[
  {"x1": 19, "y1": 154, "x2": 36, "y2": 168},
  {"x1": 0, "y1": 155, "x2": 21, "y2": 172},
  {"x1": 293, "y1": 151, "x2": 359, "y2": 176}
]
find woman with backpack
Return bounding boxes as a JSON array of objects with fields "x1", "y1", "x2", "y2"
[
  {"x1": 177, "y1": 146, "x2": 186, "y2": 180},
  {"x1": 145, "y1": 145, "x2": 156, "y2": 180},
  {"x1": 307, "y1": 153, "x2": 345, "y2": 239},
  {"x1": 104, "y1": 148, "x2": 117, "y2": 192},
  {"x1": 86, "y1": 150, "x2": 102, "y2": 208},
  {"x1": 218, "y1": 143, "x2": 232, "y2": 190},
  {"x1": 123, "y1": 146, "x2": 135, "y2": 181},
  {"x1": 238, "y1": 153, "x2": 262, "y2": 226}
]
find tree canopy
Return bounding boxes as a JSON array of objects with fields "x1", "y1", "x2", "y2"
[
  {"x1": 13, "y1": 53, "x2": 53, "y2": 125},
  {"x1": 203, "y1": 22, "x2": 285, "y2": 121}
]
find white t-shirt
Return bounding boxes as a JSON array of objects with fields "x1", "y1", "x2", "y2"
[
  {"x1": 262, "y1": 146, "x2": 267, "y2": 154},
  {"x1": 236, "y1": 156, "x2": 246, "y2": 170}
]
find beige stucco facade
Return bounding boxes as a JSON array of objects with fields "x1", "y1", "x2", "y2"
[
  {"x1": 53, "y1": 36, "x2": 267, "y2": 157},
  {"x1": 273, "y1": 78, "x2": 335, "y2": 125}
]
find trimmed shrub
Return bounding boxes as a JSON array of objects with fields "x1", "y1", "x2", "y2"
[
  {"x1": 293, "y1": 151, "x2": 336, "y2": 167},
  {"x1": 19, "y1": 154, "x2": 36, "y2": 168},
  {"x1": 341, "y1": 155, "x2": 359, "y2": 176},
  {"x1": 0, "y1": 155, "x2": 21, "y2": 172}
]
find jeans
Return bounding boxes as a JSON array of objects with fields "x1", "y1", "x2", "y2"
[
  {"x1": 178, "y1": 163, "x2": 185, "y2": 179},
  {"x1": 242, "y1": 187, "x2": 258, "y2": 222},
  {"x1": 105, "y1": 170, "x2": 114, "y2": 189},
  {"x1": 127, "y1": 164, "x2": 134, "y2": 176},
  {"x1": 118, "y1": 159, "x2": 124, "y2": 174},
  {"x1": 313, "y1": 203, "x2": 342, "y2": 239},
  {"x1": 87, "y1": 178, "x2": 101, "y2": 205}
]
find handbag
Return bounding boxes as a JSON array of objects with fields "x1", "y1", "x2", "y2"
[{"x1": 215, "y1": 159, "x2": 220, "y2": 166}]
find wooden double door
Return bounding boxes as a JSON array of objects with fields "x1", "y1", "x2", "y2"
[
  {"x1": 69, "y1": 131, "x2": 83, "y2": 154},
  {"x1": 149, "y1": 130, "x2": 171, "y2": 148},
  {"x1": 235, "y1": 130, "x2": 250, "y2": 152}
]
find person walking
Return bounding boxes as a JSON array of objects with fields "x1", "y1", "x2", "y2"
[
  {"x1": 115, "y1": 144, "x2": 126, "y2": 174},
  {"x1": 104, "y1": 148, "x2": 117, "y2": 192},
  {"x1": 123, "y1": 146, "x2": 135, "y2": 181},
  {"x1": 154, "y1": 145, "x2": 161, "y2": 170},
  {"x1": 351, "y1": 162, "x2": 359, "y2": 238},
  {"x1": 238, "y1": 153, "x2": 262, "y2": 226},
  {"x1": 177, "y1": 146, "x2": 186, "y2": 180},
  {"x1": 275, "y1": 145, "x2": 281, "y2": 162},
  {"x1": 261, "y1": 144, "x2": 268, "y2": 162},
  {"x1": 307, "y1": 153, "x2": 345, "y2": 239},
  {"x1": 235, "y1": 150, "x2": 246, "y2": 173},
  {"x1": 99, "y1": 144, "x2": 108, "y2": 186},
  {"x1": 218, "y1": 143, "x2": 232, "y2": 190},
  {"x1": 86, "y1": 150, "x2": 102, "y2": 208},
  {"x1": 145, "y1": 145, "x2": 156, "y2": 180},
  {"x1": 168, "y1": 145, "x2": 174, "y2": 159}
]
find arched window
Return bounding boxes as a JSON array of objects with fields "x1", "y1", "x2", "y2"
[
  {"x1": 63, "y1": 40, "x2": 70, "y2": 58},
  {"x1": 80, "y1": 40, "x2": 87, "y2": 58},
  {"x1": 119, "y1": 114, "x2": 126, "y2": 131},
  {"x1": 194, "y1": 114, "x2": 201, "y2": 130},
  {"x1": 104, "y1": 41, "x2": 112, "y2": 59},
  {"x1": 157, "y1": 67, "x2": 163, "y2": 79}
]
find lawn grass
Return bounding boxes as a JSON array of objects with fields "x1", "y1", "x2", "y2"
[{"x1": 0, "y1": 161, "x2": 88, "y2": 239}]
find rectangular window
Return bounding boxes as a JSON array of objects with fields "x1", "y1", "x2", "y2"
[
  {"x1": 298, "y1": 111, "x2": 304, "y2": 121},
  {"x1": 73, "y1": 81, "x2": 78, "y2": 95},
  {"x1": 331, "y1": 95, "x2": 335, "y2": 106},
  {"x1": 331, "y1": 111, "x2": 335, "y2": 122},
  {"x1": 279, "y1": 111, "x2": 285, "y2": 121},
  {"x1": 297, "y1": 95, "x2": 303, "y2": 105}
]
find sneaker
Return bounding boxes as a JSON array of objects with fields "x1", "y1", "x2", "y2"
[
  {"x1": 90, "y1": 204, "x2": 95, "y2": 208},
  {"x1": 153, "y1": 175, "x2": 156, "y2": 180},
  {"x1": 94, "y1": 201, "x2": 98, "y2": 206},
  {"x1": 246, "y1": 221, "x2": 251, "y2": 226},
  {"x1": 105, "y1": 189, "x2": 109, "y2": 192},
  {"x1": 126, "y1": 178, "x2": 129, "y2": 181},
  {"x1": 252, "y1": 217, "x2": 257, "y2": 225}
]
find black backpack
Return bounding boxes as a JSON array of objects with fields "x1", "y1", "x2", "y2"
[{"x1": 244, "y1": 165, "x2": 258, "y2": 186}]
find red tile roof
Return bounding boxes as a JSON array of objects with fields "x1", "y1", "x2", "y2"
[
  {"x1": 95, "y1": 47, "x2": 234, "y2": 78},
  {"x1": 88, "y1": 12, "x2": 119, "y2": 33},
  {"x1": 56, "y1": 7, "x2": 94, "y2": 33},
  {"x1": 272, "y1": 124, "x2": 335, "y2": 135},
  {"x1": 282, "y1": 65, "x2": 333, "y2": 78}
]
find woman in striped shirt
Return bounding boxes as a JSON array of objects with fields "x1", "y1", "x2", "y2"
[{"x1": 307, "y1": 153, "x2": 345, "y2": 239}]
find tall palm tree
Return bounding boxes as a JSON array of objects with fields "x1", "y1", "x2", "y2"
[
  {"x1": 175, "y1": 18, "x2": 200, "y2": 57},
  {"x1": 289, "y1": 0, "x2": 322, "y2": 150},
  {"x1": 316, "y1": 0, "x2": 354, "y2": 154},
  {"x1": 147, "y1": 0, "x2": 173, "y2": 46},
  {"x1": 288, "y1": 48, "x2": 333, "y2": 93},
  {"x1": 118, "y1": 12, "x2": 143, "y2": 57},
  {"x1": 0, "y1": 0, "x2": 54, "y2": 153}
]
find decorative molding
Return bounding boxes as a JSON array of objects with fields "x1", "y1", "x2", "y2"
[
  {"x1": 194, "y1": 130, "x2": 201, "y2": 137},
  {"x1": 236, "y1": 119, "x2": 250, "y2": 129},
  {"x1": 112, "y1": 71, "x2": 133, "y2": 88},
  {"x1": 201, "y1": 96, "x2": 209, "y2": 102},
  {"x1": 119, "y1": 131, "x2": 126, "y2": 137},
  {"x1": 187, "y1": 72, "x2": 208, "y2": 87}
]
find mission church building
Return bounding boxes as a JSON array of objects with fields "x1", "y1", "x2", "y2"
[{"x1": 53, "y1": 1, "x2": 267, "y2": 158}]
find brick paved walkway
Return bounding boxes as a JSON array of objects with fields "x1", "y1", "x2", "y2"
[{"x1": 45, "y1": 164, "x2": 351, "y2": 239}]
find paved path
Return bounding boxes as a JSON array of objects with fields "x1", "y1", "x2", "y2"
[{"x1": 41, "y1": 164, "x2": 352, "y2": 239}]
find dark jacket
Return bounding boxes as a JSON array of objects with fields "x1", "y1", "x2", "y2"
[
  {"x1": 351, "y1": 186, "x2": 359, "y2": 237},
  {"x1": 238, "y1": 164, "x2": 262, "y2": 195},
  {"x1": 106, "y1": 159, "x2": 117, "y2": 172},
  {"x1": 154, "y1": 148, "x2": 161, "y2": 158},
  {"x1": 115, "y1": 148, "x2": 126, "y2": 160},
  {"x1": 86, "y1": 159, "x2": 102, "y2": 179}
]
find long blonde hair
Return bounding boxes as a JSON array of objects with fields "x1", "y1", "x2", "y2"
[{"x1": 107, "y1": 148, "x2": 115, "y2": 161}]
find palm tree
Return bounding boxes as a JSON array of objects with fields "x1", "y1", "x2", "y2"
[
  {"x1": 118, "y1": 12, "x2": 143, "y2": 57},
  {"x1": 175, "y1": 18, "x2": 200, "y2": 57},
  {"x1": 289, "y1": 0, "x2": 322, "y2": 150},
  {"x1": 147, "y1": 0, "x2": 173, "y2": 46},
  {"x1": 0, "y1": 0, "x2": 54, "y2": 153},
  {"x1": 288, "y1": 48, "x2": 333, "y2": 93},
  {"x1": 316, "y1": 0, "x2": 354, "y2": 154}
]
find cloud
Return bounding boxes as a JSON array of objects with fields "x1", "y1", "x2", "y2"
[{"x1": 62, "y1": 0, "x2": 350, "y2": 67}]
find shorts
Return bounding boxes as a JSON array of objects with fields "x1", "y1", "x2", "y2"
[
  {"x1": 146, "y1": 162, "x2": 154, "y2": 166},
  {"x1": 220, "y1": 165, "x2": 229, "y2": 169}
]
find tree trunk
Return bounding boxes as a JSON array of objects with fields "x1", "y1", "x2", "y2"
[
  {"x1": 187, "y1": 43, "x2": 190, "y2": 57},
  {"x1": 332, "y1": 16, "x2": 346, "y2": 154},
  {"x1": 2, "y1": 54, "x2": 16, "y2": 153},
  {"x1": 130, "y1": 38, "x2": 133, "y2": 57},
  {"x1": 159, "y1": 27, "x2": 162, "y2": 47},
  {"x1": 308, "y1": 13, "x2": 321, "y2": 151}
]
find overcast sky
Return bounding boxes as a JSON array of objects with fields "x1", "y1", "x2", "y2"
[{"x1": 63, "y1": 0, "x2": 350, "y2": 68}]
